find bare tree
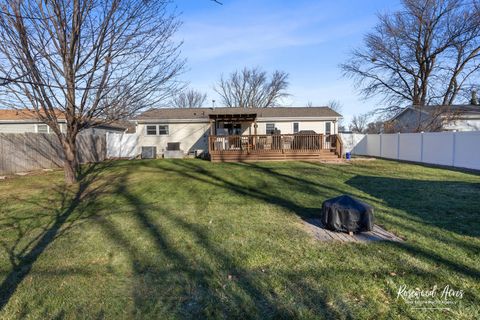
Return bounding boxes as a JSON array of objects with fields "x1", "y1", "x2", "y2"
[
  {"x1": 327, "y1": 99, "x2": 345, "y2": 129},
  {"x1": 349, "y1": 114, "x2": 369, "y2": 133},
  {"x1": 214, "y1": 67, "x2": 289, "y2": 108},
  {"x1": 365, "y1": 121, "x2": 384, "y2": 134},
  {"x1": 172, "y1": 89, "x2": 207, "y2": 108},
  {"x1": 327, "y1": 100, "x2": 343, "y2": 114},
  {"x1": 0, "y1": 0, "x2": 184, "y2": 184},
  {"x1": 342, "y1": 0, "x2": 480, "y2": 113}
]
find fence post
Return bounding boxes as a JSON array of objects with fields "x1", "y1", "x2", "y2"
[
  {"x1": 420, "y1": 132, "x2": 424, "y2": 163},
  {"x1": 397, "y1": 132, "x2": 401, "y2": 160},
  {"x1": 379, "y1": 133, "x2": 383, "y2": 158},
  {"x1": 106, "y1": 132, "x2": 110, "y2": 159},
  {"x1": 452, "y1": 131, "x2": 456, "y2": 167}
]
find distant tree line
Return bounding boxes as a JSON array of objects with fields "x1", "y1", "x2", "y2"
[{"x1": 172, "y1": 67, "x2": 290, "y2": 108}]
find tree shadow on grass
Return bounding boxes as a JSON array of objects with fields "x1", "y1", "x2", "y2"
[
  {"x1": 3, "y1": 159, "x2": 478, "y2": 317},
  {"x1": 0, "y1": 162, "x2": 113, "y2": 310},
  {"x1": 145, "y1": 161, "x2": 480, "y2": 281},
  {"x1": 95, "y1": 164, "x2": 353, "y2": 319},
  {"x1": 346, "y1": 175, "x2": 480, "y2": 238},
  {"x1": 152, "y1": 160, "x2": 342, "y2": 220}
]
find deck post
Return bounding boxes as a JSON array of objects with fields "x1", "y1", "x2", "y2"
[
  {"x1": 253, "y1": 120, "x2": 257, "y2": 150},
  {"x1": 208, "y1": 135, "x2": 212, "y2": 154},
  {"x1": 209, "y1": 119, "x2": 214, "y2": 135}
]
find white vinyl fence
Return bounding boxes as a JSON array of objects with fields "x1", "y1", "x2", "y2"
[
  {"x1": 342, "y1": 131, "x2": 480, "y2": 171},
  {"x1": 106, "y1": 132, "x2": 139, "y2": 159},
  {"x1": 339, "y1": 133, "x2": 367, "y2": 155}
]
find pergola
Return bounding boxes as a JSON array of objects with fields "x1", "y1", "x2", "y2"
[{"x1": 208, "y1": 113, "x2": 258, "y2": 135}]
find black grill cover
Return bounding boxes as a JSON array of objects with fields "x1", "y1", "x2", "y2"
[{"x1": 321, "y1": 195, "x2": 374, "y2": 233}]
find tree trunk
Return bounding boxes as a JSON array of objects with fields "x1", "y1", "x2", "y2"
[{"x1": 62, "y1": 138, "x2": 78, "y2": 185}]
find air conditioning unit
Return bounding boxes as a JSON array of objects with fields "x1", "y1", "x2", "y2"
[
  {"x1": 166, "y1": 142, "x2": 180, "y2": 151},
  {"x1": 141, "y1": 146, "x2": 157, "y2": 159}
]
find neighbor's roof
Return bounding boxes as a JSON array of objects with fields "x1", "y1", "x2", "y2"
[
  {"x1": 390, "y1": 104, "x2": 480, "y2": 121},
  {"x1": 418, "y1": 104, "x2": 480, "y2": 115},
  {"x1": 0, "y1": 109, "x2": 132, "y2": 131},
  {"x1": 0, "y1": 108, "x2": 66, "y2": 121},
  {"x1": 135, "y1": 107, "x2": 342, "y2": 121},
  {"x1": 96, "y1": 120, "x2": 135, "y2": 132}
]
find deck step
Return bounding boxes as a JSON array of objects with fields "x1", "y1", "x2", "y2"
[{"x1": 210, "y1": 150, "x2": 343, "y2": 162}]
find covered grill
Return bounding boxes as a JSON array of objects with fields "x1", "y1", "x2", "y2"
[{"x1": 321, "y1": 195, "x2": 374, "y2": 233}]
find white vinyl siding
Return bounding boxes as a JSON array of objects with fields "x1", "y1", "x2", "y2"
[
  {"x1": 138, "y1": 122, "x2": 211, "y2": 156},
  {"x1": 0, "y1": 122, "x2": 64, "y2": 134}
]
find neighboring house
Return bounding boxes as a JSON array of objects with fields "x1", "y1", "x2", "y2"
[
  {"x1": 0, "y1": 109, "x2": 129, "y2": 135},
  {"x1": 133, "y1": 107, "x2": 343, "y2": 161},
  {"x1": 385, "y1": 104, "x2": 480, "y2": 133}
]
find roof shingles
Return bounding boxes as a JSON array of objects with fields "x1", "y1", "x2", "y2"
[
  {"x1": 0, "y1": 109, "x2": 65, "y2": 120},
  {"x1": 135, "y1": 107, "x2": 342, "y2": 120}
]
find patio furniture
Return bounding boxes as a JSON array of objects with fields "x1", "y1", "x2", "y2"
[
  {"x1": 321, "y1": 195, "x2": 374, "y2": 233},
  {"x1": 264, "y1": 136, "x2": 272, "y2": 150}
]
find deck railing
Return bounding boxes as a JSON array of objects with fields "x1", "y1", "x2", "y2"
[
  {"x1": 335, "y1": 134, "x2": 343, "y2": 158},
  {"x1": 209, "y1": 134, "x2": 341, "y2": 155}
]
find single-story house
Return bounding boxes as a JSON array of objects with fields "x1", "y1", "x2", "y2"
[
  {"x1": 385, "y1": 104, "x2": 480, "y2": 133},
  {"x1": 133, "y1": 106, "x2": 343, "y2": 161},
  {"x1": 0, "y1": 109, "x2": 129, "y2": 135}
]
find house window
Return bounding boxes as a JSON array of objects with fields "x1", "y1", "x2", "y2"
[
  {"x1": 146, "y1": 125, "x2": 157, "y2": 135},
  {"x1": 223, "y1": 123, "x2": 242, "y2": 135},
  {"x1": 146, "y1": 124, "x2": 169, "y2": 135},
  {"x1": 325, "y1": 122, "x2": 331, "y2": 135},
  {"x1": 158, "y1": 125, "x2": 169, "y2": 135},
  {"x1": 36, "y1": 124, "x2": 49, "y2": 134},
  {"x1": 266, "y1": 123, "x2": 275, "y2": 134},
  {"x1": 293, "y1": 122, "x2": 299, "y2": 134}
]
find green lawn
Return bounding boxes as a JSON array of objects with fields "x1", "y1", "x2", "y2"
[{"x1": 0, "y1": 159, "x2": 479, "y2": 319}]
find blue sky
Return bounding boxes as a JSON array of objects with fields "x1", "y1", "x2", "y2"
[{"x1": 175, "y1": 0, "x2": 402, "y2": 123}]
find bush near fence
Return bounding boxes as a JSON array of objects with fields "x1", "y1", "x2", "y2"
[
  {"x1": 342, "y1": 131, "x2": 480, "y2": 171},
  {"x1": 0, "y1": 133, "x2": 106, "y2": 175}
]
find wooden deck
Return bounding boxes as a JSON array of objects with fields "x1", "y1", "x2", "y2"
[
  {"x1": 209, "y1": 134, "x2": 343, "y2": 162},
  {"x1": 304, "y1": 218, "x2": 403, "y2": 243}
]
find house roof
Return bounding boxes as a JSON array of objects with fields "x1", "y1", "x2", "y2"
[
  {"x1": 0, "y1": 108, "x2": 131, "y2": 131},
  {"x1": 97, "y1": 120, "x2": 135, "y2": 132},
  {"x1": 389, "y1": 104, "x2": 480, "y2": 121},
  {"x1": 0, "y1": 108, "x2": 66, "y2": 121},
  {"x1": 135, "y1": 107, "x2": 342, "y2": 121}
]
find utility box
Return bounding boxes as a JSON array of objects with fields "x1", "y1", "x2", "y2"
[
  {"x1": 141, "y1": 146, "x2": 157, "y2": 159},
  {"x1": 164, "y1": 142, "x2": 184, "y2": 159}
]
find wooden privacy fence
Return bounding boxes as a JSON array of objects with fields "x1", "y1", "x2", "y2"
[{"x1": 0, "y1": 133, "x2": 106, "y2": 175}]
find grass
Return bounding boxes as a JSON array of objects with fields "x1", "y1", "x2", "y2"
[{"x1": 0, "y1": 159, "x2": 479, "y2": 319}]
